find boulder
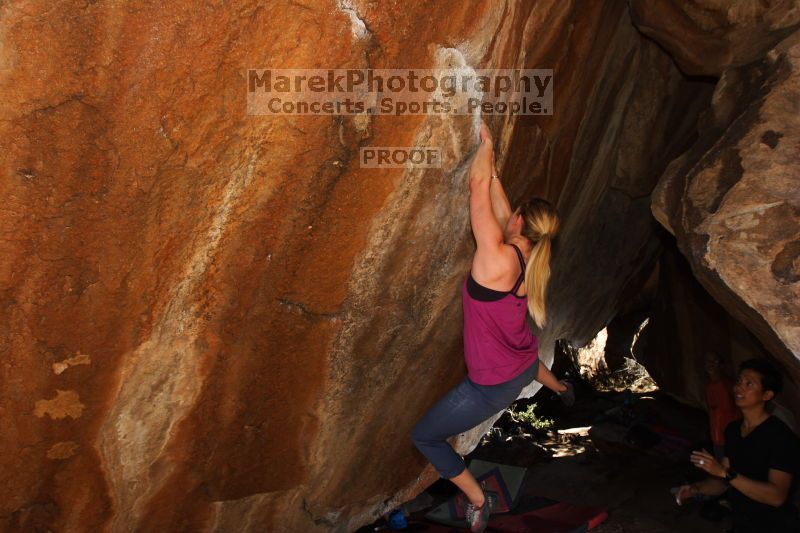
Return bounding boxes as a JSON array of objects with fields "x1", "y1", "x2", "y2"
[
  {"x1": 0, "y1": 0, "x2": 769, "y2": 531},
  {"x1": 630, "y1": 0, "x2": 800, "y2": 76},
  {"x1": 649, "y1": 32, "x2": 800, "y2": 407}
]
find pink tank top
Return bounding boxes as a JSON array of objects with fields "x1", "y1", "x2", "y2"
[{"x1": 462, "y1": 244, "x2": 539, "y2": 385}]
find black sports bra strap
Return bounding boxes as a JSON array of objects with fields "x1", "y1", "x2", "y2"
[
  {"x1": 510, "y1": 244, "x2": 526, "y2": 271},
  {"x1": 510, "y1": 275, "x2": 524, "y2": 295},
  {"x1": 509, "y1": 244, "x2": 526, "y2": 294}
]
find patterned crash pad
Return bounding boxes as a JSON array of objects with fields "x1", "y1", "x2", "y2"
[
  {"x1": 487, "y1": 501, "x2": 608, "y2": 532},
  {"x1": 423, "y1": 459, "x2": 607, "y2": 532},
  {"x1": 424, "y1": 460, "x2": 527, "y2": 528}
]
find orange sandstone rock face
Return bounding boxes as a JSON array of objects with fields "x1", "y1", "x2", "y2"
[{"x1": 0, "y1": 1, "x2": 724, "y2": 531}]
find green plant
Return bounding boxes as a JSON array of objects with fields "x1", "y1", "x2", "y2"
[{"x1": 508, "y1": 403, "x2": 554, "y2": 431}]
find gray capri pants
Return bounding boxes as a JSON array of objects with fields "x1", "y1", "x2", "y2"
[{"x1": 411, "y1": 358, "x2": 539, "y2": 478}]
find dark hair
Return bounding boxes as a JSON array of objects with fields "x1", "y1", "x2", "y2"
[{"x1": 739, "y1": 358, "x2": 783, "y2": 396}]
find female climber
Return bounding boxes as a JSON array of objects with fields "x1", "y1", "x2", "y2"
[{"x1": 411, "y1": 120, "x2": 573, "y2": 533}]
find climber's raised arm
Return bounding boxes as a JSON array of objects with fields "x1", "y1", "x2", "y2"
[
  {"x1": 469, "y1": 123, "x2": 504, "y2": 262},
  {"x1": 489, "y1": 158, "x2": 513, "y2": 237}
]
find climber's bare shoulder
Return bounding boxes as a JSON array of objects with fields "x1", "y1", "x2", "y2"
[{"x1": 471, "y1": 243, "x2": 521, "y2": 292}]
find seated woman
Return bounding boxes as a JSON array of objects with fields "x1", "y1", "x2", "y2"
[{"x1": 678, "y1": 358, "x2": 800, "y2": 532}]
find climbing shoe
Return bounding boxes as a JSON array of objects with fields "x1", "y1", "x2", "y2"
[{"x1": 465, "y1": 485, "x2": 497, "y2": 533}]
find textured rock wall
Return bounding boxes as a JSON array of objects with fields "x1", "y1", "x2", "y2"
[
  {"x1": 0, "y1": 0, "x2": 733, "y2": 531},
  {"x1": 635, "y1": 241, "x2": 800, "y2": 419},
  {"x1": 630, "y1": 0, "x2": 800, "y2": 76},
  {"x1": 641, "y1": 8, "x2": 800, "y2": 412},
  {"x1": 3, "y1": 2, "x2": 496, "y2": 530}
]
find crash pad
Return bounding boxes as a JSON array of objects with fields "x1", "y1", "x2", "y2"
[
  {"x1": 488, "y1": 501, "x2": 608, "y2": 532},
  {"x1": 420, "y1": 499, "x2": 608, "y2": 532},
  {"x1": 424, "y1": 460, "x2": 527, "y2": 528}
]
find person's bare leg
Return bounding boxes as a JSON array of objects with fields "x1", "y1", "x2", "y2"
[
  {"x1": 536, "y1": 362, "x2": 567, "y2": 393},
  {"x1": 449, "y1": 468, "x2": 485, "y2": 507}
]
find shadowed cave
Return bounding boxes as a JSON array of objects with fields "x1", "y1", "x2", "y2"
[{"x1": 1, "y1": 1, "x2": 799, "y2": 532}]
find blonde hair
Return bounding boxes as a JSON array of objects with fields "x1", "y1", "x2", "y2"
[{"x1": 519, "y1": 198, "x2": 560, "y2": 329}]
